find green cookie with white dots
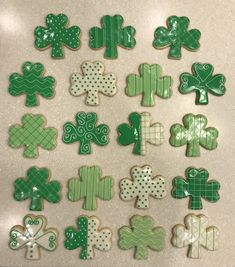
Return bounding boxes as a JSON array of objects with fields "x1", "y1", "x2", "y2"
[{"x1": 64, "y1": 215, "x2": 112, "y2": 259}]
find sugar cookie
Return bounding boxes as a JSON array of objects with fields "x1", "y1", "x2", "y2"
[
  {"x1": 8, "y1": 114, "x2": 57, "y2": 158},
  {"x1": 70, "y1": 61, "x2": 117, "y2": 105},
  {"x1": 14, "y1": 167, "x2": 61, "y2": 211},
  {"x1": 62, "y1": 111, "x2": 110, "y2": 154},
  {"x1": 9, "y1": 214, "x2": 58, "y2": 260},
  {"x1": 117, "y1": 112, "x2": 164, "y2": 155},
  {"x1": 64, "y1": 215, "x2": 112, "y2": 259},
  {"x1": 126, "y1": 63, "x2": 172, "y2": 106},
  {"x1": 172, "y1": 214, "x2": 219, "y2": 258},
  {"x1": 169, "y1": 113, "x2": 218, "y2": 157},
  {"x1": 35, "y1": 13, "x2": 81, "y2": 58},
  {"x1": 153, "y1": 16, "x2": 201, "y2": 59},
  {"x1": 119, "y1": 215, "x2": 165, "y2": 259},
  {"x1": 89, "y1": 15, "x2": 136, "y2": 59},
  {"x1": 120, "y1": 165, "x2": 166, "y2": 208}
]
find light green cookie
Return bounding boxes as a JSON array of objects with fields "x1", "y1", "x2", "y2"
[
  {"x1": 67, "y1": 166, "x2": 114, "y2": 210},
  {"x1": 119, "y1": 215, "x2": 165, "y2": 259},
  {"x1": 126, "y1": 63, "x2": 173, "y2": 106},
  {"x1": 8, "y1": 114, "x2": 57, "y2": 158}
]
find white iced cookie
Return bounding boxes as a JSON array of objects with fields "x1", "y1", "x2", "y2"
[
  {"x1": 172, "y1": 214, "x2": 219, "y2": 258},
  {"x1": 119, "y1": 165, "x2": 166, "y2": 208},
  {"x1": 70, "y1": 61, "x2": 117, "y2": 105}
]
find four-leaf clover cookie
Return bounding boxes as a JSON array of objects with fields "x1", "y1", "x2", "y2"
[
  {"x1": 70, "y1": 61, "x2": 117, "y2": 105},
  {"x1": 35, "y1": 13, "x2": 81, "y2": 58},
  {"x1": 172, "y1": 214, "x2": 219, "y2": 258},
  {"x1": 62, "y1": 111, "x2": 110, "y2": 154},
  {"x1": 126, "y1": 63, "x2": 173, "y2": 106},
  {"x1": 9, "y1": 214, "x2": 58, "y2": 260},
  {"x1": 64, "y1": 215, "x2": 112, "y2": 259},
  {"x1": 172, "y1": 167, "x2": 220, "y2": 209},
  {"x1": 120, "y1": 165, "x2": 166, "y2": 208},
  {"x1": 119, "y1": 215, "x2": 165, "y2": 259},
  {"x1": 153, "y1": 16, "x2": 201, "y2": 59},
  {"x1": 117, "y1": 112, "x2": 164, "y2": 155},
  {"x1": 14, "y1": 167, "x2": 62, "y2": 211},
  {"x1": 67, "y1": 166, "x2": 114, "y2": 210},
  {"x1": 8, "y1": 62, "x2": 55, "y2": 107},
  {"x1": 89, "y1": 14, "x2": 136, "y2": 59},
  {"x1": 8, "y1": 114, "x2": 57, "y2": 158},
  {"x1": 170, "y1": 113, "x2": 218, "y2": 157},
  {"x1": 179, "y1": 63, "x2": 226, "y2": 104}
]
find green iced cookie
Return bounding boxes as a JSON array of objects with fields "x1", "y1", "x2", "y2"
[
  {"x1": 64, "y1": 215, "x2": 112, "y2": 259},
  {"x1": 170, "y1": 113, "x2": 218, "y2": 157},
  {"x1": 119, "y1": 215, "x2": 165, "y2": 259},
  {"x1": 62, "y1": 111, "x2": 110, "y2": 154},
  {"x1": 67, "y1": 166, "x2": 114, "y2": 210},
  {"x1": 179, "y1": 63, "x2": 226, "y2": 104},
  {"x1": 126, "y1": 63, "x2": 173, "y2": 106},
  {"x1": 153, "y1": 16, "x2": 201, "y2": 59},
  {"x1": 35, "y1": 13, "x2": 81, "y2": 58},
  {"x1": 14, "y1": 166, "x2": 61, "y2": 211},
  {"x1": 172, "y1": 167, "x2": 220, "y2": 209},
  {"x1": 8, "y1": 62, "x2": 55, "y2": 107},
  {"x1": 8, "y1": 114, "x2": 57, "y2": 158},
  {"x1": 89, "y1": 14, "x2": 136, "y2": 59}
]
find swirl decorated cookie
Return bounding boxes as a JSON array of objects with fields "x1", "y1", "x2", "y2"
[
  {"x1": 62, "y1": 111, "x2": 110, "y2": 154},
  {"x1": 9, "y1": 214, "x2": 58, "y2": 260}
]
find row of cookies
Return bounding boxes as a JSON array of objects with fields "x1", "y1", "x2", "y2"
[
  {"x1": 9, "y1": 213, "x2": 219, "y2": 260},
  {"x1": 12, "y1": 166, "x2": 220, "y2": 211},
  {"x1": 8, "y1": 61, "x2": 226, "y2": 107},
  {"x1": 34, "y1": 14, "x2": 201, "y2": 59},
  {"x1": 8, "y1": 112, "x2": 219, "y2": 157}
]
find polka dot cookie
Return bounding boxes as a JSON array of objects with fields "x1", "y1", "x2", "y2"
[
  {"x1": 70, "y1": 61, "x2": 117, "y2": 106},
  {"x1": 64, "y1": 215, "x2": 112, "y2": 259},
  {"x1": 34, "y1": 14, "x2": 81, "y2": 58},
  {"x1": 120, "y1": 165, "x2": 167, "y2": 208}
]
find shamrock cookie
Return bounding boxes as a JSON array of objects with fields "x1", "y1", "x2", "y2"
[
  {"x1": 170, "y1": 113, "x2": 218, "y2": 157},
  {"x1": 8, "y1": 114, "x2": 57, "y2": 158},
  {"x1": 117, "y1": 112, "x2": 164, "y2": 155},
  {"x1": 9, "y1": 214, "x2": 58, "y2": 260},
  {"x1": 64, "y1": 215, "x2": 112, "y2": 259},
  {"x1": 63, "y1": 111, "x2": 110, "y2": 154},
  {"x1": 35, "y1": 13, "x2": 81, "y2": 58},
  {"x1": 70, "y1": 61, "x2": 117, "y2": 106},
  {"x1": 89, "y1": 14, "x2": 136, "y2": 59},
  {"x1": 172, "y1": 167, "x2": 220, "y2": 209},
  {"x1": 68, "y1": 166, "x2": 114, "y2": 210},
  {"x1": 14, "y1": 167, "x2": 62, "y2": 211},
  {"x1": 120, "y1": 165, "x2": 166, "y2": 208},
  {"x1": 8, "y1": 62, "x2": 55, "y2": 107},
  {"x1": 119, "y1": 215, "x2": 165, "y2": 260},
  {"x1": 179, "y1": 63, "x2": 226, "y2": 104},
  {"x1": 172, "y1": 214, "x2": 219, "y2": 258},
  {"x1": 126, "y1": 63, "x2": 173, "y2": 106},
  {"x1": 153, "y1": 16, "x2": 201, "y2": 59}
]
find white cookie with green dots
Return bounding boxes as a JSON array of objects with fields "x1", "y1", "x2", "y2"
[
  {"x1": 119, "y1": 165, "x2": 167, "y2": 208},
  {"x1": 70, "y1": 61, "x2": 117, "y2": 105}
]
